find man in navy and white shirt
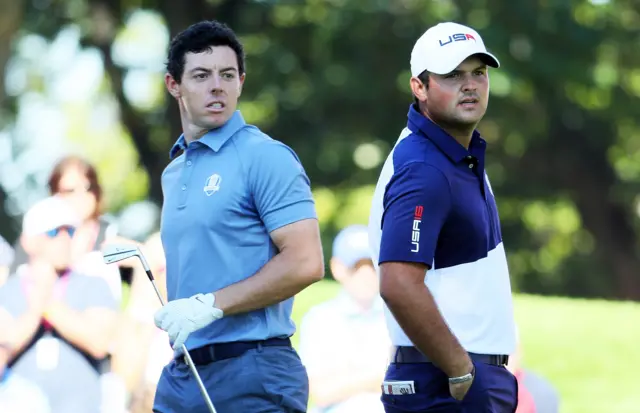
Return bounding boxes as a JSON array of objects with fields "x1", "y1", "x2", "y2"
[{"x1": 369, "y1": 22, "x2": 518, "y2": 412}]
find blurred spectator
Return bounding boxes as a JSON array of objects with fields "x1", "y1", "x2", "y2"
[
  {"x1": 0, "y1": 235, "x2": 13, "y2": 286},
  {"x1": 0, "y1": 196, "x2": 118, "y2": 413},
  {"x1": 0, "y1": 307, "x2": 51, "y2": 413},
  {"x1": 299, "y1": 225, "x2": 389, "y2": 413},
  {"x1": 110, "y1": 232, "x2": 172, "y2": 413},
  {"x1": 8, "y1": 155, "x2": 122, "y2": 302},
  {"x1": 507, "y1": 328, "x2": 561, "y2": 413}
]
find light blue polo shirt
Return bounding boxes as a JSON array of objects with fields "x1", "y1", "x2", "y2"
[{"x1": 160, "y1": 111, "x2": 317, "y2": 349}]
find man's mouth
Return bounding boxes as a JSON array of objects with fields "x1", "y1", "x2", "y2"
[
  {"x1": 459, "y1": 97, "x2": 478, "y2": 105},
  {"x1": 207, "y1": 102, "x2": 225, "y2": 110}
]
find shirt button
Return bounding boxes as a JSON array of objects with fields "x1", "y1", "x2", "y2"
[
  {"x1": 187, "y1": 160, "x2": 192, "y2": 166},
  {"x1": 181, "y1": 185, "x2": 187, "y2": 191},
  {"x1": 468, "y1": 163, "x2": 474, "y2": 169}
]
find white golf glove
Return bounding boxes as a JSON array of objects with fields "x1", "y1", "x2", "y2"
[{"x1": 154, "y1": 293, "x2": 224, "y2": 350}]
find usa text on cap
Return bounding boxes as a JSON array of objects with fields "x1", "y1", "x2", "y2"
[{"x1": 410, "y1": 22, "x2": 500, "y2": 77}]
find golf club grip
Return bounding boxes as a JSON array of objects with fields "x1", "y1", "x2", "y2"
[{"x1": 145, "y1": 269, "x2": 155, "y2": 281}]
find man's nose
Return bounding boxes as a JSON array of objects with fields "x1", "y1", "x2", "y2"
[
  {"x1": 210, "y1": 74, "x2": 222, "y2": 91},
  {"x1": 461, "y1": 74, "x2": 478, "y2": 92}
]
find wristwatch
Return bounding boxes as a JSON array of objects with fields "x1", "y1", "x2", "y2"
[{"x1": 448, "y1": 365, "x2": 475, "y2": 384}]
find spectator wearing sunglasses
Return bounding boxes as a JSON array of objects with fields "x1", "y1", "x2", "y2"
[
  {"x1": 0, "y1": 196, "x2": 118, "y2": 413},
  {"x1": 8, "y1": 156, "x2": 122, "y2": 302}
]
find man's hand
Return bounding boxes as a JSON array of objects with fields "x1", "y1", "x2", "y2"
[
  {"x1": 27, "y1": 260, "x2": 58, "y2": 311},
  {"x1": 448, "y1": 364, "x2": 475, "y2": 401},
  {"x1": 154, "y1": 293, "x2": 223, "y2": 350}
]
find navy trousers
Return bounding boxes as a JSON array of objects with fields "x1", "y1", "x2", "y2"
[
  {"x1": 153, "y1": 346, "x2": 309, "y2": 413},
  {"x1": 381, "y1": 361, "x2": 518, "y2": 413}
]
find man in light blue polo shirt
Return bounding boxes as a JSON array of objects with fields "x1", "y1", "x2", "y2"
[
  {"x1": 152, "y1": 20, "x2": 325, "y2": 413},
  {"x1": 369, "y1": 22, "x2": 517, "y2": 412}
]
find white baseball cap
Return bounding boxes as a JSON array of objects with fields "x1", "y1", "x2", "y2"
[
  {"x1": 332, "y1": 225, "x2": 371, "y2": 268},
  {"x1": 22, "y1": 195, "x2": 80, "y2": 236},
  {"x1": 410, "y1": 22, "x2": 500, "y2": 77}
]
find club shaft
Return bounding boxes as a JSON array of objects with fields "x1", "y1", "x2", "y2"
[
  {"x1": 150, "y1": 280, "x2": 166, "y2": 306},
  {"x1": 147, "y1": 271, "x2": 217, "y2": 412},
  {"x1": 183, "y1": 348, "x2": 217, "y2": 413}
]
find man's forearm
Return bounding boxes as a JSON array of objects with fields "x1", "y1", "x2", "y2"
[
  {"x1": 45, "y1": 303, "x2": 115, "y2": 359},
  {"x1": 9, "y1": 310, "x2": 43, "y2": 360},
  {"x1": 382, "y1": 279, "x2": 471, "y2": 378},
  {"x1": 214, "y1": 247, "x2": 323, "y2": 316}
]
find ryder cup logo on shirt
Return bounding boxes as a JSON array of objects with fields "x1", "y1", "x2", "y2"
[{"x1": 203, "y1": 174, "x2": 222, "y2": 196}]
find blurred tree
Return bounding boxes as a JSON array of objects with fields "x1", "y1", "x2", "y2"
[
  {"x1": 0, "y1": 0, "x2": 24, "y2": 241},
  {"x1": 1, "y1": 0, "x2": 639, "y2": 299},
  {"x1": 459, "y1": 0, "x2": 640, "y2": 299}
]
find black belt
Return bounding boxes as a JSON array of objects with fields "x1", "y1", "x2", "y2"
[
  {"x1": 185, "y1": 337, "x2": 292, "y2": 366},
  {"x1": 391, "y1": 346, "x2": 509, "y2": 366}
]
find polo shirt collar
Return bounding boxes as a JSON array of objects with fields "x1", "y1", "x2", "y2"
[
  {"x1": 169, "y1": 111, "x2": 247, "y2": 159},
  {"x1": 406, "y1": 104, "x2": 486, "y2": 163}
]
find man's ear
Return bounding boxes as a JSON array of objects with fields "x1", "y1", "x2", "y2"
[
  {"x1": 410, "y1": 76, "x2": 428, "y2": 103},
  {"x1": 330, "y1": 257, "x2": 349, "y2": 283},
  {"x1": 165, "y1": 73, "x2": 181, "y2": 99},
  {"x1": 238, "y1": 73, "x2": 246, "y2": 97}
]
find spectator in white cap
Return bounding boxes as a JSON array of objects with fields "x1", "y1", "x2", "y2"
[
  {"x1": 369, "y1": 21, "x2": 518, "y2": 412},
  {"x1": 299, "y1": 224, "x2": 389, "y2": 413},
  {"x1": 0, "y1": 195, "x2": 118, "y2": 413}
]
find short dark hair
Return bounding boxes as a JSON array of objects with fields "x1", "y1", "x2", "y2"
[
  {"x1": 414, "y1": 70, "x2": 430, "y2": 105},
  {"x1": 166, "y1": 20, "x2": 245, "y2": 83}
]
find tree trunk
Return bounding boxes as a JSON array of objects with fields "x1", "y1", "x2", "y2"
[
  {"x1": 520, "y1": 114, "x2": 640, "y2": 300},
  {"x1": 0, "y1": 0, "x2": 24, "y2": 242}
]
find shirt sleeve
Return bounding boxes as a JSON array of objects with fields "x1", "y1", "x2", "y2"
[
  {"x1": 248, "y1": 140, "x2": 317, "y2": 233},
  {"x1": 379, "y1": 162, "x2": 451, "y2": 268}
]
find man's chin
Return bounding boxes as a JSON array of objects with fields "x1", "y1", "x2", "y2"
[
  {"x1": 199, "y1": 113, "x2": 232, "y2": 130},
  {"x1": 453, "y1": 112, "x2": 485, "y2": 127}
]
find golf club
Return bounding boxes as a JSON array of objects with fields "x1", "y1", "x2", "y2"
[{"x1": 102, "y1": 244, "x2": 217, "y2": 413}]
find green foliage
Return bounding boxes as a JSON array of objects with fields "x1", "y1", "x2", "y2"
[
  {"x1": 3, "y1": 0, "x2": 640, "y2": 297},
  {"x1": 292, "y1": 280, "x2": 640, "y2": 413}
]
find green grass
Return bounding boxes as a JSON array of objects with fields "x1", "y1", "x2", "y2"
[{"x1": 291, "y1": 280, "x2": 640, "y2": 413}]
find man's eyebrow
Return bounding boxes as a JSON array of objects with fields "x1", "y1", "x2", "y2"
[
  {"x1": 189, "y1": 67, "x2": 211, "y2": 74},
  {"x1": 189, "y1": 66, "x2": 238, "y2": 74}
]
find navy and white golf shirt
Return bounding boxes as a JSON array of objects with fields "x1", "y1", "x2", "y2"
[{"x1": 369, "y1": 104, "x2": 516, "y2": 355}]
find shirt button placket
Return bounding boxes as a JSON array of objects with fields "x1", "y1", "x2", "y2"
[{"x1": 178, "y1": 150, "x2": 195, "y2": 209}]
